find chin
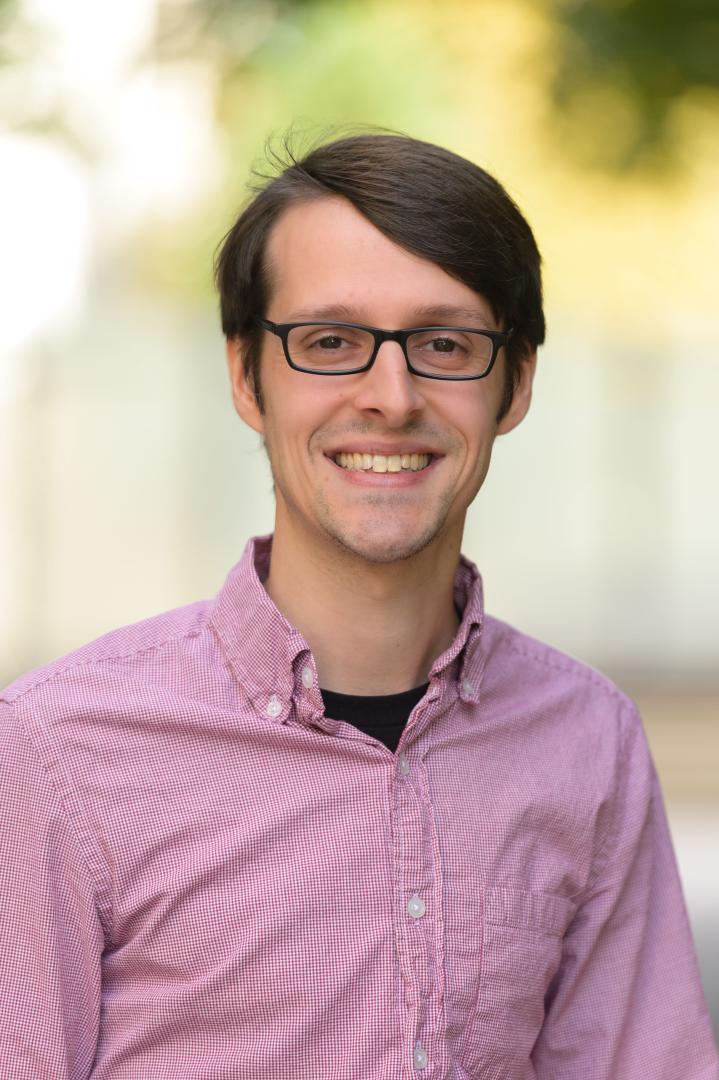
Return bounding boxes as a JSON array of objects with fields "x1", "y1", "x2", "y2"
[{"x1": 325, "y1": 523, "x2": 443, "y2": 565}]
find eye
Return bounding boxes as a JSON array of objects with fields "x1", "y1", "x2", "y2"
[
  {"x1": 300, "y1": 328, "x2": 365, "y2": 350},
  {"x1": 411, "y1": 332, "x2": 470, "y2": 353},
  {"x1": 428, "y1": 336, "x2": 461, "y2": 353},
  {"x1": 316, "y1": 334, "x2": 345, "y2": 350}
]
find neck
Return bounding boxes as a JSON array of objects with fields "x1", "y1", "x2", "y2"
[{"x1": 265, "y1": 520, "x2": 461, "y2": 697}]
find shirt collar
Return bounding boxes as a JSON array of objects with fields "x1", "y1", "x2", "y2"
[
  {"x1": 432, "y1": 553, "x2": 484, "y2": 704},
  {"x1": 210, "y1": 534, "x2": 485, "y2": 716},
  {"x1": 210, "y1": 534, "x2": 310, "y2": 719}
]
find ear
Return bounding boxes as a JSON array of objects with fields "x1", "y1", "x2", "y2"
[
  {"x1": 226, "y1": 337, "x2": 264, "y2": 435},
  {"x1": 496, "y1": 347, "x2": 537, "y2": 436}
]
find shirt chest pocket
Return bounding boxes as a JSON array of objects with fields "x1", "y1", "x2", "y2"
[{"x1": 445, "y1": 884, "x2": 576, "y2": 1063}]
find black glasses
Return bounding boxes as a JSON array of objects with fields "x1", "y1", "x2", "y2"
[{"x1": 256, "y1": 318, "x2": 512, "y2": 381}]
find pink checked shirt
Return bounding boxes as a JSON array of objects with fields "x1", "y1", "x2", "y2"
[{"x1": 1, "y1": 535, "x2": 717, "y2": 1078}]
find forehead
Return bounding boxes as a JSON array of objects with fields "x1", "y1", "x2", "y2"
[{"x1": 263, "y1": 196, "x2": 496, "y2": 326}]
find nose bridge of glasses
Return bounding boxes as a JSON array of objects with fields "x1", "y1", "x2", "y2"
[{"x1": 371, "y1": 328, "x2": 412, "y2": 369}]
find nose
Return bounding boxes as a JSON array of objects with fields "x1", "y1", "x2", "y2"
[{"x1": 351, "y1": 340, "x2": 426, "y2": 427}]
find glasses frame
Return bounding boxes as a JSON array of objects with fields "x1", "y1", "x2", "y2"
[{"x1": 256, "y1": 317, "x2": 513, "y2": 381}]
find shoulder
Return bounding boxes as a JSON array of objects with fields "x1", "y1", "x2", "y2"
[
  {"x1": 479, "y1": 613, "x2": 640, "y2": 736},
  {"x1": 474, "y1": 616, "x2": 652, "y2": 835},
  {"x1": 483, "y1": 614, "x2": 628, "y2": 696},
  {"x1": 1, "y1": 598, "x2": 214, "y2": 711}
]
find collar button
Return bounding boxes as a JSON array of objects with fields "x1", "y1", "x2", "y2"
[{"x1": 266, "y1": 694, "x2": 283, "y2": 718}]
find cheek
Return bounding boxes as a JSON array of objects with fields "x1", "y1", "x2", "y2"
[
  {"x1": 449, "y1": 394, "x2": 498, "y2": 450},
  {"x1": 261, "y1": 394, "x2": 332, "y2": 474},
  {"x1": 452, "y1": 408, "x2": 500, "y2": 491}
]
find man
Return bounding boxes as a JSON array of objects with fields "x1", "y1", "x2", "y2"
[{"x1": 1, "y1": 134, "x2": 716, "y2": 1079}]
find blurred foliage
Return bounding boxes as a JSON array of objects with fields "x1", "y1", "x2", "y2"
[
  {"x1": 0, "y1": 0, "x2": 21, "y2": 68},
  {"x1": 0, "y1": 0, "x2": 24, "y2": 54},
  {"x1": 151, "y1": 0, "x2": 719, "y2": 172},
  {"x1": 153, "y1": 0, "x2": 307, "y2": 71},
  {"x1": 551, "y1": 0, "x2": 719, "y2": 169},
  {"x1": 2, "y1": 0, "x2": 717, "y2": 173},
  {"x1": 0, "y1": 0, "x2": 71, "y2": 141}
]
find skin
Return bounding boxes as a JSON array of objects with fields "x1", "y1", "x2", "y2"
[{"x1": 226, "y1": 196, "x2": 536, "y2": 695}]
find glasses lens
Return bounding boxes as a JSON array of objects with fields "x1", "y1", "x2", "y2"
[
  {"x1": 407, "y1": 329, "x2": 494, "y2": 377},
  {"x1": 287, "y1": 324, "x2": 374, "y2": 371}
]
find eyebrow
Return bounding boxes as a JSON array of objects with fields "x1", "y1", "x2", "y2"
[{"x1": 283, "y1": 303, "x2": 495, "y2": 328}]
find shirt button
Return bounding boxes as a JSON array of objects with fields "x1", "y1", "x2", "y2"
[
  {"x1": 407, "y1": 895, "x2": 426, "y2": 919},
  {"x1": 413, "y1": 1043, "x2": 428, "y2": 1070},
  {"x1": 266, "y1": 695, "x2": 283, "y2": 718},
  {"x1": 462, "y1": 677, "x2": 474, "y2": 695},
  {"x1": 398, "y1": 752, "x2": 410, "y2": 775},
  {"x1": 301, "y1": 666, "x2": 314, "y2": 689}
]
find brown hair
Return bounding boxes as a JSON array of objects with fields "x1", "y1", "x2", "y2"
[{"x1": 215, "y1": 132, "x2": 545, "y2": 418}]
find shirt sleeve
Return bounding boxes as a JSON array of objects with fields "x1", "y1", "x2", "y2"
[
  {"x1": 0, "y1": 699, "x2": 104, "y2": 1078},
  {"x1": 531, "y1": 700, "x2": 719, "y2": 1079}
]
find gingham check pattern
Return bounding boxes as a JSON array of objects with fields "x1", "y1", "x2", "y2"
[{"x1": 1, "y1": 535, "x2": 717, "y2": 1078}]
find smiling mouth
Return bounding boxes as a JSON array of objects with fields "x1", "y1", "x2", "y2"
[{"x1": 334, "y1": 452, "x2": 432, "y2": 473}]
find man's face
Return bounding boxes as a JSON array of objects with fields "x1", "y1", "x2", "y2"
[{"x1": 227, "y1": 196, "x2": 535, "y2": 565}]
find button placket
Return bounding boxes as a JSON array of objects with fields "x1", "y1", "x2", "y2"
[{"x1": 392, "y1": 748, "x2": 440, "y2": 1064}]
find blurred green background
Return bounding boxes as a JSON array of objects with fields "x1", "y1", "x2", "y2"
[{"x1": 1, "y1": 0, "x2": 718, "y2": 1029}]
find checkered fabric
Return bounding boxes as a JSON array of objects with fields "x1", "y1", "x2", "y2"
[{"x1": 1, "y1": 535, "x2": 717, "y2": 1078}]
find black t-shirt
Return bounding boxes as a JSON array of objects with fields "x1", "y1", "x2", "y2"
[{"x1": 320, "y1": 683, "x2": 429, "y2": 754}]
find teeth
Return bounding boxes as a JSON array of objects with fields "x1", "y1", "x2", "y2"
[{"x1": 335, "y1": 452, "x2": 431, "y2": 472}]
